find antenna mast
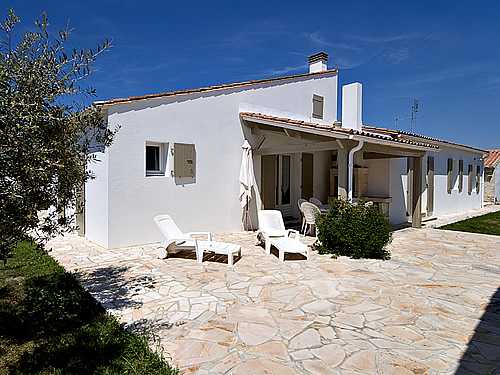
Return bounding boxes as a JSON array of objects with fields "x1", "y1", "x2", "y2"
[{"x1": 409, "y1": 98, "x2": 419, "y2": 132}]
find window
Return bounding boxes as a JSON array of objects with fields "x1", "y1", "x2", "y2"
[
  {"x1": 476, "y1": 165, "x2": 481, "y2": 194},
  {"x1": 468, "y1": 164, "x2": 473, "y2": 194},
  {"x1": 146, "y1": 144, "x2": 161, "y2": 175},
  {"x1": 174, "y1": 143, "x2": 196, "y2": 178},
  {"x1": 458, "y1": 160, "x2": 464, "y2": 193},
  {"x1": 280, "y1": 155, "x2": 291, "y2": 205},
  {"x1": 274, "y1": 154, "x2": 291, "y2": 206},
  {"x1": 312, "y1": 94, "x2": 324, "y2": 119},
  {"x1": 145, "y1": 142, "x2": 167, "y2": 176},
  {"x1": 447, "y1": 158, "x2": 453, "y2": 194}
]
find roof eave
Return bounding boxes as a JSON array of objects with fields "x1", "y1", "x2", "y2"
[{"x1": 94, "y1": 69, "x2": 338, "y2": 107}]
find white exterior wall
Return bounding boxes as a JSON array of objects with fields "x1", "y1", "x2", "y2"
[
  {"x1": 85, "y1": 151, "x2": 109, "y2": 247},
  {"x1": 430, "y1": 147, "x2": 483, "y2": 216},
  {"x1": 388, "y1": 147, "x2": 484, "y2": 225},
  {"x1": 389, "y1": 158, "x2": 408, "y2": 224},
  {"x1": 365, "y1": 159, "x2": 390, "y2": 197},
  {"x1": 86, "y1": 75, "x2": 338, "y2": 248}
]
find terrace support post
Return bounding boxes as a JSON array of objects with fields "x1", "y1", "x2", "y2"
[
  {"x1": 411, "y1": 156, "x2": 423, "y2": 228},
  {"x1": 337, "y1": 147, "x2": 348, "y2": 200}
]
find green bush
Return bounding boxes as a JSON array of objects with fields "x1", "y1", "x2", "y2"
[{"x1": 316, "y1": 199, "x2": 392, "y2": 259}]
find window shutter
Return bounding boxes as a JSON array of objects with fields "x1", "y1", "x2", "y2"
[
  {"x1": 458, "y1": 160, "x2": 464, "y2": 193},
  {"x1": 447, "y1": 158, "x2": 453, "y2": 194},
  {"x1": 312, "y1": 95, "x2": 324, "y2": 119},
  {"x1": 174, "y1": 143, "x2": 196, "y2": 178},
  {"x1": 468, "y1": 164, "x2": 473, "y2": 194}
]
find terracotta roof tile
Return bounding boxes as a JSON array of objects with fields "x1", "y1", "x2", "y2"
[
  {"x1": 95, "y1": 69, "x2": 338, "y2": 106},
  {"x1": 363, "y1": 125, "x2": 485, "y2": 153},
  {"x1": 485, "y1": 150, "x2": 500, "y2": 168},
  {"x1": 239, "y1": 112, "x2": 437, "y2": 149}
]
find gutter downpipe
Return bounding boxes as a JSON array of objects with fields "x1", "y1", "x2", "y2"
[{"x1": 347, "y1": 137, "x2": 364, "y2": 201}]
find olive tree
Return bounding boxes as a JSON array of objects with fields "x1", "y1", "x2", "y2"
[{"x1": 0, "y1": 9, "x2": 115, "y2": 263}]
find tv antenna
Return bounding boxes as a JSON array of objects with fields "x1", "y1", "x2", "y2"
[
  {"x1": 394, "y1": 115, "x2": 400, "y2": 128},
  {"x1": 409, "y1": 98, "x2": 419, "y2": 132}
]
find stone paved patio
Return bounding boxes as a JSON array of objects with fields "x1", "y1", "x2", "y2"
[{"x1": 47, "y1": 227, "x2": 500, "y2": 374}]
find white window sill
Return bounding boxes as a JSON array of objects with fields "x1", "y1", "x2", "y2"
[{"x1": 146, "y1": 171, "x2": 166, "y2": 177}]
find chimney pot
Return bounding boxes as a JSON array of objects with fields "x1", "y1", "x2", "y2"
[{"x1": 308, "y1": 52, "x2": 328, "y2": 73}]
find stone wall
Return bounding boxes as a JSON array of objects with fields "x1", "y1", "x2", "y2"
[{"x1": 484, "y1": 167, "x2": 496, "y2": 202}]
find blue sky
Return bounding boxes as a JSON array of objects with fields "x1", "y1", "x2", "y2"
[{"x1": 4, "y1": 0, "x2": 500, "y2": 149}]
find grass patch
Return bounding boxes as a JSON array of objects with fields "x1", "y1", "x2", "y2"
[
  {"x1": 0, "y1": 241, "x2": 178, "y2": 374},
  {"x1": 441, "y1": 210, "x2": 500, "y2": 236}
]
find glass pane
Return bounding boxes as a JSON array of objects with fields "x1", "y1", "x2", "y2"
[
  {"x1": 281, "y1": 155, "x2": 291, "y2": 205},
  {"x1": 146, "y1": 146, "x2": 160, "y2": 171}
]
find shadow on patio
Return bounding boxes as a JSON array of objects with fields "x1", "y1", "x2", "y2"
[
  {"x1": 455, "y1": 287, "x2": 500, "y2": 374},
  {"x1": 74, "y1": 265, "x2": 152, "y2": 311}
]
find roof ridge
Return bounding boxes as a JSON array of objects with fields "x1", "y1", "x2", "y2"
[{"x1": 95, "y1": 69, "x2": 337, "y2": 106}]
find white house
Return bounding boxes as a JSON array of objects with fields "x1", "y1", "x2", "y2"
[{"x1": 84, "y1": 52, "x2": 485, "y2": 249}]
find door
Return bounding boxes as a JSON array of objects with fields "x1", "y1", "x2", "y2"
[
  {"x1": 261, "y1": 155, "x2": 277, "y2": 209},
  {"x1": 427, "y1": 156, "x2": 434, "y2": 216},
  {"x1": 301, "y1": 153, "x2": 314, "y2": 200}
]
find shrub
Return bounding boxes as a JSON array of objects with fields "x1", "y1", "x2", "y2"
[{"x1": 316, "y1": 199, "x2": 392, "y2": 259}]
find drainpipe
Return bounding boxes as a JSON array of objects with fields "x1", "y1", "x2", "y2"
[{"x1": 347, "y1": 139, "x2": 364, "y2": 201}]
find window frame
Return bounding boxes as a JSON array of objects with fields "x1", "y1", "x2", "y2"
[{"x1": 145, "y1": 142, "x2": 166, "y2": 177}]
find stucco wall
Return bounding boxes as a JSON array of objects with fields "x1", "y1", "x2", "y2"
[
  {"x1": 312, "y1": 151, "x2": 332, "y2": 203},
  {"x1": 389, "y1": 158, "x2": 408, "y2": 225},
  {"x1": 85, "y1": 151, "x2": 109, "y2": 247},
  {"x1": 86, "y1": 75, "x2": 338, "y2": 248},
  {"x1": 430, "y1": 148, "x2": 483, "y2": 216},
  {"x1": 388, "y1": 148, "x2": 484, "y2": 226},
  {"x1": 365, "y1": 159, "x2": 390, "y2": 197}
]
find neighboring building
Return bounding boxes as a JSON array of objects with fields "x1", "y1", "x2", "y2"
[
  {"x1": 484, "y1": 150, "x2": 500, "y2": 204},
  {"x1": 85, "y1": 52, "x2": 485, "y2": 249}
]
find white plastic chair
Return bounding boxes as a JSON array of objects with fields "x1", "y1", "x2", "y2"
[
  {"x1": 309, "y1": 197, "x2": 323, "y2": 206},
  {"x1": 257, "y1": 210, "x2": 308, "y2": 261},
  {"x1": 153, "y1": 214, "x2": 213, "y2": 263},
  {"x1": 298, "y1": 198, "x2": 307, "y2": 233},
  {"x1": 301, "y1": 202, "x2": 321, "y2": 236},
  {"x1": 309, "y1": 197, "x2": 329, "y2": 213}
]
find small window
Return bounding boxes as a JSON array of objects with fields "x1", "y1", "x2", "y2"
[
  {"x1": 174, "y1": 143, "x2": 196, "y2": 178},
  {"x1": 146, "y1": 146, "x2": 160, "y2": 172},
  {"x1": 458, "y1": 160, "x2": 464, "y2": 193},
  {"x1": 447, "y1": 158, "x2": 453, "y2": 194},
  {"x1": 312, "y1": 94, "x2": 324, "y2": 119},
  {"x1": 145, "y1": 142, "x2": 166, "y2": 176}
]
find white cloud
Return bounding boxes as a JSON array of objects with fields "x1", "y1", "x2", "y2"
[
  {"x1": 304, "y1": 31, "x2": 361, "y2": 51},
  {"x1": 265, "y1": 64, "x2": 306, "y2": 75},
  {"x1": 344, "y1": 32, "x2": 424, "y2": 43}
]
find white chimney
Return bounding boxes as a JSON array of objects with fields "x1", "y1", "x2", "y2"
[
  {"x1": 308, "y1": 52, "x2": 328, "y2": 73},
  {"x1": 342, "y1": 82, "x2": 363, "y2": 131}
]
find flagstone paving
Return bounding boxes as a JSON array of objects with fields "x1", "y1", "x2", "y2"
[{"x1": 47, "y1": 228, "x2": 500, "y2": 374}]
